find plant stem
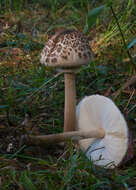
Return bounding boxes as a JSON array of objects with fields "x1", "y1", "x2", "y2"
[{"x1": 110, "y1": 6, "x2": 136, "y2": 72}]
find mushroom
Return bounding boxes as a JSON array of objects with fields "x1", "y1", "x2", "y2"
[
  {"x1": 22, "y1": 94, "x2": 129, "y2": 168},
  {"x1": 76, "y1": 95, "x2": 129, "y2": 168},
  {"x1": 21, "y1": 30, "x2": 130, "y2": 169},
  {"x1": 40, "y1": 29, "x2": 93, "y2": 132}
]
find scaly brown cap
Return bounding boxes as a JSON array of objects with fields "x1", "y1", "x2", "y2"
[{"x1": 40, "y1": 30, "x2": 93, "y2": 68}]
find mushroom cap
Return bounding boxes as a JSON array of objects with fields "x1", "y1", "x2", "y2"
[
  {"x1": 76, "y1": 95, "x2": 128, "y2": 168},
  {"x1": 40, "y1": 30, "x2": 93, "y2": 69}
]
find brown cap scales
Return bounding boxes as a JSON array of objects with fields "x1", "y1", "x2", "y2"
[{"x1": 40, "y1": 30, "x2": 93, "y2": 68}]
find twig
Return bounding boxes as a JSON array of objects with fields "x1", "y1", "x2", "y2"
[
  {"x1": 122, "y1": 90, "x2": 136, "y2": 95},
  {"x1": 127, "y1": 104, "x2": 136, "y2": 114},
  {"x1": 124, "y1": 89, "x2": 135, "y2": 111},
  {"x1": 112, "y1": 75, "x2": 136, "y2": 99},
  {"x1": 57, "y1": 149, "x2": 69, "y2": 163}
]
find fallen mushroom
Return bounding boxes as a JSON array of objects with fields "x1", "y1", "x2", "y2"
[
  {"x1": 40, "y1": 29, "x2": 93, "y2": 131},
  {"x1": 76, "y1": 95, "x2": 129, "y2": 168},
  {"x1": 22, "y1": 94, "x2": 129, "y2": 168}
]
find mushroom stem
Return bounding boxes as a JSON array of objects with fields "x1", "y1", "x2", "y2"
[
  {"x1": 23, "y1": 128, "x2": 105, "y2": 145},
  {"x1": 64, "y1": 72, "x2": 76, "y2": 132}
]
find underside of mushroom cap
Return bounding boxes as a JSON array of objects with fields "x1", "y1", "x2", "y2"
[
  {"x1": 76, "y1": 95, "x2": 128, "y2": 168},
  {"x1": 40, "y1": 30, "x2": 93, "y2": 68}
]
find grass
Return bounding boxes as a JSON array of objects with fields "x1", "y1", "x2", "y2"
[{"x1": 0, "y1": 0, "x2": 136, "y2": 189}]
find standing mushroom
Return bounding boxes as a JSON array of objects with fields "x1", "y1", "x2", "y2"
[
  {"x1": 40, "y1": 30, "x2": 93, "y2": 132},
  {"x1": 22, "y1": 94, "x2": 129, "y2": 169},
  {"x1": 76, "y1": 95, "x2": 129, "y2": 168}
]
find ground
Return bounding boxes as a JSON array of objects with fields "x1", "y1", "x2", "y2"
[{"x1": 0, "y1": 2, "x2": 136, "y2": 189}]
